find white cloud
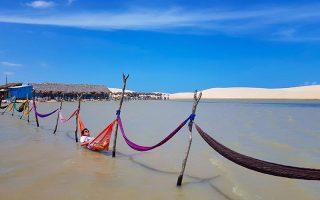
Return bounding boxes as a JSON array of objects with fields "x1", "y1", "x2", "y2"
[
  {"x1": 1, "y1": 4, "x2": 320, "y2": 40},
  {"x1": 0, "y1": 61, "x2": 22, "y2": 67},
  {"x1": 3, "y1": 71, "x2": 14, "y2": 76},
  {"x1": 275, "y1": 29, "x2": 296, "y2": 38},
  {"x1": 67, "y1": 0, "x2": 76, "y2": 5},
  {"x1": 26, "y1": 1, "x2": 55, "y2": 9},
  {"x1": 303, "y1": 81, "x2": 319, "y2": 86}
]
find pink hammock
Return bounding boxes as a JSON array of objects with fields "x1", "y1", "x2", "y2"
[{"x1": 59, "y1": 109, "x2": 79, "y2": 123}]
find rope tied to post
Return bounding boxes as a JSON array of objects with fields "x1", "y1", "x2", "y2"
[
  {"x1": 116, "y1": 110, "x2": 121, "y2": 118},
  {"x1": 188, "y1": 113, "x2": 196, "y2": 122}
]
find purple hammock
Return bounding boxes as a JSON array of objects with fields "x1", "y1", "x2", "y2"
[
  {"x1": 117, "y1": 115, "x2": 193, "y2": 151},
  {"x1": 33, "y1": 100, "x2": 59, "y2": 118}
]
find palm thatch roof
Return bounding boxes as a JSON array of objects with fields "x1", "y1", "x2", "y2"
[
  {"x1": 29, "y1": 83, "x2": 111, "y2": 94},
  {"x1": 0, "y1": 83, "x2": 22, "y2": 90}
]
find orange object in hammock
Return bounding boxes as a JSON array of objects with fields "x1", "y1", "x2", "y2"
[{"x1": 78, "y1": 115, "x2": 117, "y2": 151}]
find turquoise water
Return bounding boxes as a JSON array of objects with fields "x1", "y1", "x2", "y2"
[{"x1": 0, "y1": 100, "x2": 320, "y2": 200}]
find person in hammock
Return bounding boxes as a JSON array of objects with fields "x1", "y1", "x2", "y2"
[{"x1": 80, "y1": 128, "x2": 109, "y2": 151}]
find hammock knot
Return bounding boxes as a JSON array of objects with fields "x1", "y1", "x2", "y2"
[
  {"x1": 116, "y1": 110, "x2": 121, "y2": 117},
  {"x1": 189, "y1": 113, "x2": 196, "y2": 122}
]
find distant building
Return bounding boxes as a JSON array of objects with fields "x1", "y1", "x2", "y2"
[
  {"x1": 30, "y1": 83, "x2": 111, "y2": 101},
  {"x1": 0, "y1": 83, "x2": 23, "y2": 99},
  {"x1": 8, "y1": 85, "x2": 33, "y2": 99}
]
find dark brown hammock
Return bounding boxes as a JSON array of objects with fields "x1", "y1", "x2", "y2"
[{"x1": 195, "y1": 124, "x2": 320, "y2": 180}]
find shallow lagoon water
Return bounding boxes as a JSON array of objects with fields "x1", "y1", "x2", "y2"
[{"x1": 1, "y1": 100, "x2": 320, "y2": 200}]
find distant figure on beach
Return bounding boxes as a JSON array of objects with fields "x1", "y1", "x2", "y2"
[{"x1": 80, "y1": 128, "x2": 108, "y2": 151}]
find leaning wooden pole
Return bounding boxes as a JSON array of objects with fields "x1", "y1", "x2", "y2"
[
  {"x1": 27, "y1": 97, "x2": 30, "y2": 123},
  {"x1": 74, "y1": 95, "x2": 82, "y2": 143},
  {"x1": 112, "y1": 73, "x2": 129, "y2": 158},
  {"x1": 53, "y1": 99, "x2": 63, "y2": 134},
  {"x1": 11, "y1": 97, "x2": 15, "y2": 116},
  {"x1": 177, "y1": 90, "x2": 202, "y2": 186},
  {"x1": 33, "y1": 90, "x2": 40, "y2": 127}
]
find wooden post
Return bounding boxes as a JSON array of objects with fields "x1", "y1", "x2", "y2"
[
  {"x1": 27, "y1": 98, "x2": 30, "y2": 123},
  {"x1": 74, "y1": 95, "x2": 82, "y2": 143},
  {"x1": 53, "y1": 99, "x2": 63, "y2": 134},
  {"x1": 33, "y1": 90, "x2": 40, "y2": 127},
  {"x1": 112, "y1": 73, "x2": 129, "y2": 157},
  {"x1": 177, "y1": 90, "x2": 202, "y2": 186},
  {"x1": 11, "y1": 97, "x2": 15, "y2": 116}
]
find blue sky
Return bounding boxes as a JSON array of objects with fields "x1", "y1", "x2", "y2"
[{"x1": 0, "y1": 0, "x2": 320, "y2": 92}]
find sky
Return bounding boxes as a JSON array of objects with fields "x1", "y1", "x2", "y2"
[{"x1": 0, "y1": 0, "x2": 320, "y2": 93}]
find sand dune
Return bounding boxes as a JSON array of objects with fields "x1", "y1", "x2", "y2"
[{"x1": 170, "y1": 85, "x2": 320, "y2": 100}]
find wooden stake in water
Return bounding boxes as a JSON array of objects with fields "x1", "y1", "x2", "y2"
[
  {"x1": 112, "y1": 73, "x2": 129, "y2": 158},
  {"x1": 33, "y1": 91, "x2": 40, "y2": 127},
  {"x1": 177, "y1": 90, "x2": 202, "y2": 186},
  {"x1": 53, "y1": 99, "x2": 63, "y2": 134},
  {"x1": 74, "y1": 95, "x2": 82, "y2": 143},
  {"x1": 11, "y1": 97, "x2": 15, "y2": 116},
  {"x1": 27, "y1": 97, "x2": 30, "y2": 123}
]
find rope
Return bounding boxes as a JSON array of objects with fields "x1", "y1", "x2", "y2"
[
  {"x1": 116, "y1": 110, "x2": 121, "y2": 117},
  {"x1": 195, "y1": 124, "x2": 320, "y2": 180}
]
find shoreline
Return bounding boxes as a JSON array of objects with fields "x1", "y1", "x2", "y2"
[{"x1": 2, "y1": 98, "x2": 320, "y2": 103}]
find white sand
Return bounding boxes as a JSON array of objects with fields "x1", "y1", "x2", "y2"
[{"x1": 170, "y1": 85, "x2": 320, "y2": 100}]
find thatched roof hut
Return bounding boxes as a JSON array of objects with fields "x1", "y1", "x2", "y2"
[
  {"x1": 29, "y1": 83, "x2": 111, "y2": 94},
  {"x1": 0, "y1": 83, "x2": 22, "y2": 90}
]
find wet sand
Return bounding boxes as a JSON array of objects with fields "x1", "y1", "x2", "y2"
[{"x1": 1, "y1": 100, "x2": 320, "y2": 200}]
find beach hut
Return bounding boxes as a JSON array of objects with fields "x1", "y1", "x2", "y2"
[{"x1": 8, "y1": 85, "x2": 33, "y2": 100}]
